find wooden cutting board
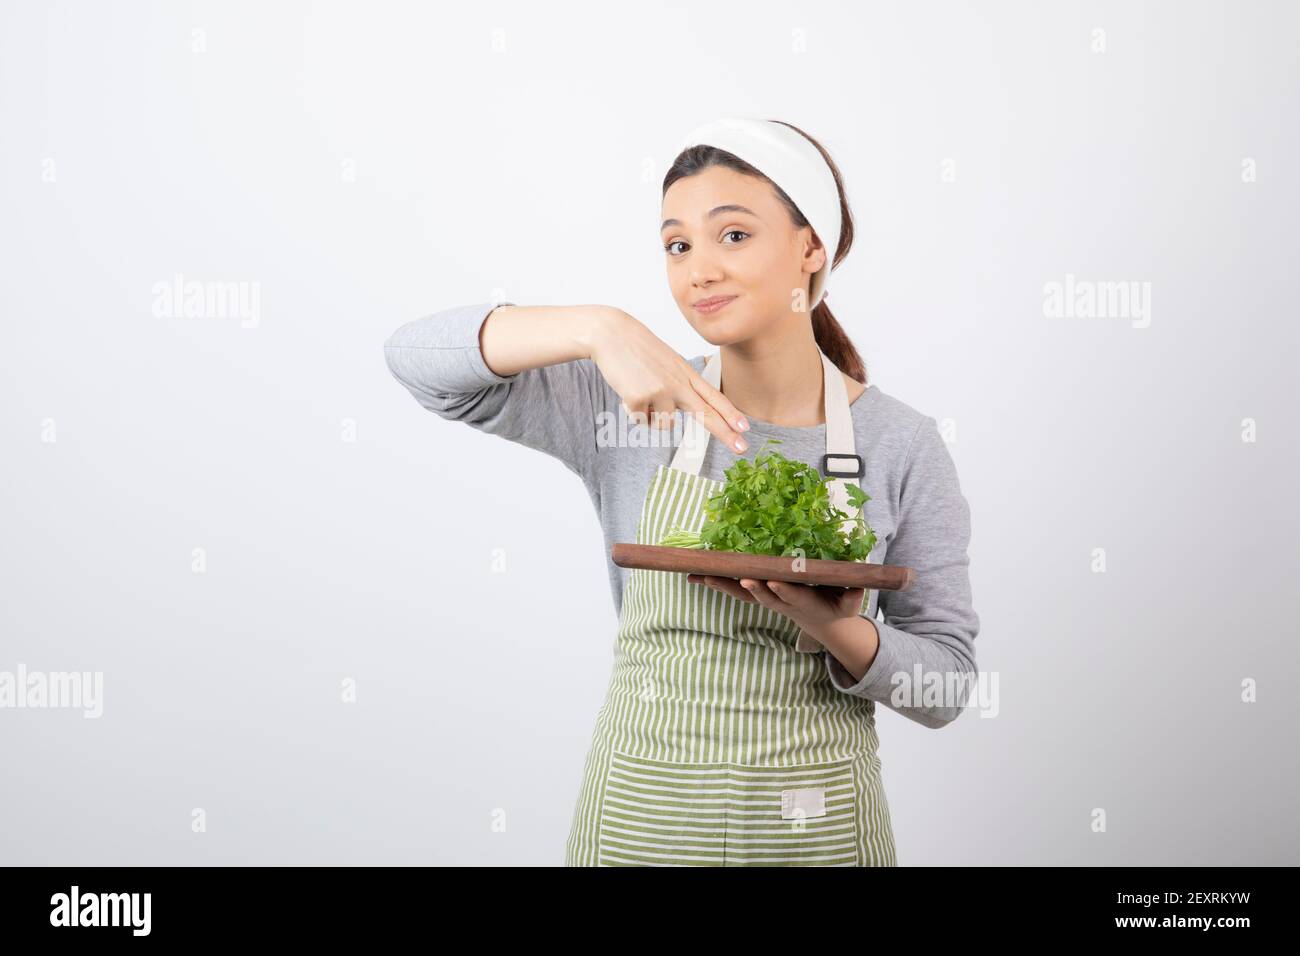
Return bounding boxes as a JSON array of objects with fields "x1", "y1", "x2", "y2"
[{"x1": 611, "y1": 543, "x2": 914, "y2": 591}]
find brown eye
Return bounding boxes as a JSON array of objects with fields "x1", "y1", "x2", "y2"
[
  {"x1": 722, "y1": 230, "x2": 750, "y2": 243},
  {"x1": 664, "y1": 240, "x2": 688, "y2": 255}
]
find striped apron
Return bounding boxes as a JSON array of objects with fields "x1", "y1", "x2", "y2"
[{"x1": 565, "y1": 348, "x2": 897, "y2": 866}]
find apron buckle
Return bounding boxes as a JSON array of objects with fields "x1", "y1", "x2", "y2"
[{"x1": 821, "y1": 452, "x2": 864, "y2": 479}]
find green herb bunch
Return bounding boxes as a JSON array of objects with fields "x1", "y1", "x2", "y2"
[{"x1": 658, "y1": 438, "x2": 877, "y2": 562}]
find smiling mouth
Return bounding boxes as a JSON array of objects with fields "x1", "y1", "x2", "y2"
[{"x1": 693, "y1": 295, "x2": 737, "y2": 314}]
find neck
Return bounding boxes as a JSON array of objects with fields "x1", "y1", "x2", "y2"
[{"x1": 719, "y1": 323, "x2": 831, "y2": 427}]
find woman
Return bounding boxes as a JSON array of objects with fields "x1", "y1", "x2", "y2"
[{"x1": 384, "y1": 117, "x2": 980, "y2": 866}]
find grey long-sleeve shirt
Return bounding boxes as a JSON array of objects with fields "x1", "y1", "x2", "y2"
[{"x1": 384, "y1": 302, "x2": 980, "y2": 729}]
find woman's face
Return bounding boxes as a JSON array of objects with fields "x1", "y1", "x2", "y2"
[{"x1": 661, "y1": 165, "x2": 826, "y2": 345}]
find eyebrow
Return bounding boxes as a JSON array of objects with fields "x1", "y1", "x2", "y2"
[{"x1": 661, "y1": 204, "x2": 759, "y2": 232}]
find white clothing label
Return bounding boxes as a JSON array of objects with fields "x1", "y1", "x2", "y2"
[{"x1": 780, "y1": 787, "x2": 827, "y2": 819}]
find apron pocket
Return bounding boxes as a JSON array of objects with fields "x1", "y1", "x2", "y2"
[
  {"x1": 597, "y1": 751, "x2": 730, "y2": 866},
  {"x1": 721, "y1": 759, "x2": 859, "y2": 866},
  {"x1": 597, "y1": 751, "x2": 859, "y2": 866}
]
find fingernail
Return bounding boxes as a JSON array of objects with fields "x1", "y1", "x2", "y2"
[
  {"x1": 741, "y1": 580, "x2": 754, "y2": 589},
  {"x1": 737, "y1": 418, "x2": 749, "y2": 431},
  {"x1": 734, "y1": 437, "x2": 747, "y2": 452}
]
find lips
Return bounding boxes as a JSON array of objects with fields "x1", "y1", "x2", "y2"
[{"x1": 693, "y1": 295, "x2": 737, "y2": 314}]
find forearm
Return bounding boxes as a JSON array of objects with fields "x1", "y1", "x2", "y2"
[
  {"x1": 808, "y1": 615, "x2": 880, "y2": 683},
  {"x1": 478, "y1": 304, "x2": 617, "y2": 377},
  {"x1": 816, "y1": 611, "x2": 978, "y2": 728}
]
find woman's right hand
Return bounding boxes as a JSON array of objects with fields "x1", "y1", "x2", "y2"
[{"x1": 587, "y1": 308, "x2": 750, "y2": 453}]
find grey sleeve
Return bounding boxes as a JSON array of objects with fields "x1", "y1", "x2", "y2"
[
  {"x1": 822, "y1": 416, "x2": 980, "y2": 728},
  {"x1": 382, "y1": 301, "x2": 605, "y2": 490}
]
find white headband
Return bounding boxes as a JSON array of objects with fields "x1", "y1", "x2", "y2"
[{"x1": 674, "y1": 117, "x2": 841, "y2": 310}]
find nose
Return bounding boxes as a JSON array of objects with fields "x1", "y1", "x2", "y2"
[{"x1": 689, "y1": 256, "x2": 725, "y2": 289}]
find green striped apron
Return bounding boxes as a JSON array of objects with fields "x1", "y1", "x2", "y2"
[{"x1": 565, "y1": 348, "x2": 897, "y2": 866}]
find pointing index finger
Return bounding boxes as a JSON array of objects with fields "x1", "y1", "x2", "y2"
[{"x1": 684, "y1": 370, "x2": 750, "y2": 453}]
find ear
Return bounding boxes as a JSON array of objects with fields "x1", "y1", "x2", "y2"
[{"x1": 802, "y1": 228, "x2": 828, "y2": 275}]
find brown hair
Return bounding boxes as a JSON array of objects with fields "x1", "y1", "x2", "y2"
[{"x1": 661, "y1": 119, "x2": 866, "y2": 384}]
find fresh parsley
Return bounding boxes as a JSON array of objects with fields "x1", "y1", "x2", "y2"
[{"x1": 658, "y1": 438, "x2": 877, "y2": 562}]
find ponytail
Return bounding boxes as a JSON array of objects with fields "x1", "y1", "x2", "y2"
[{"x1": 811, "y1": 294, "x2": 866, "y2": 386}]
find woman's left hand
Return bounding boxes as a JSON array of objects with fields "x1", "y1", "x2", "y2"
[{"x1": 686, "y1": 574, "x2": 865, "y2": 632}]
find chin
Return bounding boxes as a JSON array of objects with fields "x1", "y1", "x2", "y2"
[{"x1": 685, "y1": 311, "x2": 754, "y2": 347}]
